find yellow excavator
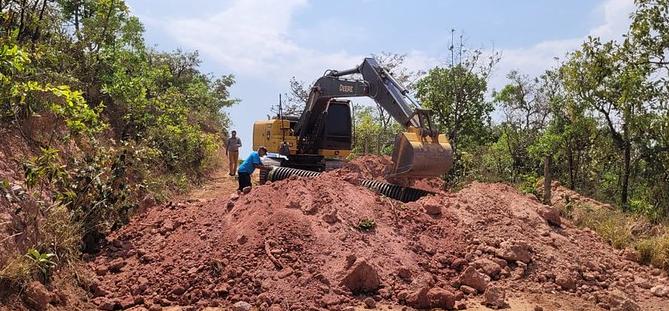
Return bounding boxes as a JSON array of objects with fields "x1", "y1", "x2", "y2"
[{"x1": 253, "y1": 58, "x2": 453, "y2": 178}]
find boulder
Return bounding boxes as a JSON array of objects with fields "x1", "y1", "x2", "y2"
[
  {"x1": 107, "y1": 258, "x2": 127, "y2": 272},
  {"x1": 555, "y1": 271, "x2": 577, "y2": 291},
  {"x1": 460, "y1": 285, "x2": 477, "y2": 295},
  {"x1": 473, "y1": 258, "x2": 502, "y2": 278},
  {"x1": 405, "y1": 287, "x2": 456, "y2": 310},
  {"x1": 233, "y1": 301, "x2": 252, "y2": 311},
  {"x1": 424, "y1": 203, "x2": 442, "y2": 215},
  {"x1": 458, "y1": 266, "x2": 489, "y2": 292},
  {"x1": 364, "y1": 297, "x2": 376, "y2": 309},
  {"x1": 23, "y1": 281, "x2": 50, "y2": 311},
  {"x1": 482, "y1": 286, "x2": 509, "y2": 309},
  {"x1": 538, "y1": 206, "x2": 561, "y2": 226},
  {"x1": 495, "y1": 240, "x2": 532, "y2": 264},
  {"x1": 427, "y1": 288, "x2": 457, "y2": 310},
  {"x1": 650, "y1": 285, "x2": 669, "y2": 297},
  {"x1": 340, "y1": 260, "x2": 380, "y2": 294}
]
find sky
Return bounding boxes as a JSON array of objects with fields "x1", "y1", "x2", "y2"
[{"x1": 126, "y1": 0, "x2": 635, "y2": 156}]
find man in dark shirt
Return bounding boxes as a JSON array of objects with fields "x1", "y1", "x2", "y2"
[{"x1": 226, "y1": 130, "x2": 242, "y2": 176}]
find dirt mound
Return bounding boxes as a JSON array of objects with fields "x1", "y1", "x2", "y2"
[
  {"x1": 86, "y1": 165, "x2": 669, "y2": 310},
  {"x1": 342, "y1": 155, "x2": 446, "y2": 193}
]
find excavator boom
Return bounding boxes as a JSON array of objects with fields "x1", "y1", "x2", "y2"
[{"x1": 296, "y1": 58, "x2": 453, "y2": 178}]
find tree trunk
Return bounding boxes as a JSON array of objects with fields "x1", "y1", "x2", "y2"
[
  {"x1": 543, "y1": 155, "x2": 552, "y2": 204},
  {"x1": 621, "y1": 141, "x2": 631, "y2": 210},
  {"x1": 567, "y1": 141, "x2": 575, "y2": 190}
]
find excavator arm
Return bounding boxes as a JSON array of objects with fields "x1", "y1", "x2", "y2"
[{"x1": 295, "y1": 58, "x2": 453, "y2": 178}]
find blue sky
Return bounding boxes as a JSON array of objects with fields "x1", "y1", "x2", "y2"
[{"x1": 126, "y1": 0, "x2": 634, "y2": 155}]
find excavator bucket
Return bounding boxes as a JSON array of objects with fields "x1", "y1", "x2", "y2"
[{"x1": 388, "y1": 128, "x2": 453, "y2": 178}]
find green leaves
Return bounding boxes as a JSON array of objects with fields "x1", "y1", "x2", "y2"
[{"x1": 25, "y1": 248, "x2": 56, "y2": 276}]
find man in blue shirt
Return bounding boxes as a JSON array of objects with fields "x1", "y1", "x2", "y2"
[{"x1": 237, "y1": 146, "x2": 268, "y2": 192}]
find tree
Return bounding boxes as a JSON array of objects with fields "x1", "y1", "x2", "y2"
[
  {"x1": 561, "y1": 37, "x2": 653, "y2": 210},
  {"x1": 415, "y1": 34, "x2": 498, "y2": 158},
  {"x1": 271, "y1": 76, "x2": 309, "y2": 117}
]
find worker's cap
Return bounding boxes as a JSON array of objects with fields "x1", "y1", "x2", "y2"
[{"x1": 258, "y1": 146, "x2": 268, "y2": 152}]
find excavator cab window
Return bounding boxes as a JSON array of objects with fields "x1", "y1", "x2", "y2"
[{"x1": 321, "y1": 101, "x2": 352, "y2": 150}]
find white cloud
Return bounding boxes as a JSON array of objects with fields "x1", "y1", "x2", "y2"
[
  {"x1": 489, "y1": 0, "x2": 635, "y2": 91},
  {"x1": 155, "y1": 0, "x2": 635, "y2": 92},
  {"x1": 158, "y1": 0, "x2": 364, "y2": 83}
]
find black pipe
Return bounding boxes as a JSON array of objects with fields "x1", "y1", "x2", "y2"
[{"x1": 266, "y1": 166, "x2": 433, "y2": 203}]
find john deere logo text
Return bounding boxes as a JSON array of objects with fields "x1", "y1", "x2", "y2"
[{"x1": 339, "y1": 84, "x2": 353, "y2": 93}]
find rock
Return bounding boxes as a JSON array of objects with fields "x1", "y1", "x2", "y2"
[
  {"x1": 482, "y1": 286, "x2": 509, "y2": 309},
  {"x1": 229, "y1": 193, "x2": 240, "y2": 201},
  {"x1": 161, "y1": 220, "x2": 176, "y2": 232},
  {"x1": 458, "y1": 266, "x2": 489, "y2": 292},
  {"x1": 23, "y1": 281, "x2": 51, "y2": 311},
  {"x1": 405, "y1": 287, "x2": 430, "y2": 309},
  {"x1": 424, "y1": 203, "x2": 442, "y2": 215},
  {"x1": 364, "y1": 297, "x2": 376, "y2": 309},
  {"x1": 171, "y1": 285, "x2": 186, "y2": 296},
  {"x1": 634, "y1": 277, "x2": 652, "y2": 289},
  {"x1": 93, "y1": 297, "x2": 116, "y2": 311},
  {"x1": 450, "y1": 258, "x2": 468, "y2": 271},
  {"x1": 622, "y1": 248, "x2": 638, "y2": 262},
  {"x1": 555, "y1": 272, "x2": 577, "y2": 291},
  {"x1": 397, "y1": 267, "x2": 412, "y2": 280},
  {"x1": 233, "y1": 301, "x2": 253, "y2": 311},
  {"x1": 321, "y1": 294, "x2": 342, "y2": 307},
  {"x1": 613, "y1": 300, "x2": 641, "y2": 311},
  {"x1": 323, "y1": 210, "x2": 339, "y2": 224},
  {"x1": 340, "y1": 260, "x2": 381, "y2": 294},
  {"x1": 427, "y1": 288, "x2": 456, "y2": 310},
  {"x1": 286, "y1": 200, "x2": 301, "y2": 209},
  {"x1": 495, "y1": 240, "x2": 532, "y2": 263},
  {"x1": 538, "y1": 206, "x2": 561, "y2": 226},
  {"x1": 405, "y1": 287, "x2": 456, "y2": 310},
  {"x1": 236, "y1": 235, "x2": 248, "y2": 245},
  {"x1": 268, "y1": 305, "x2": 284, "y2": 311},
  {"x1": 460, "y1": 285, "x2": 477, "y2": 295},
  {"x1": 473, "y1": 258, "x2": 502, "y2": 278},
  {"x1": 89, "y1": 280, "x2": 110, "y2": 297},
  {"x1": 345, "y1": 254, "x2": 357, "y2": 267},
  {"x1": 119, "y1": 296, "x2": 136, "y2": 309},
  {"x1": 108, "y1": 258, "x2": 127, "y2": 272},
  {"x1": 534, "y1": 306, "x2": 544, "y2": 311},
  {"x1": 650, "y1": 285, "x2": 669, "y2": 297},
  {"x1": 94, "y1": 266, "x2": 108, "y2": 276},
  {"x1": 242, "y1": 186, "x2": 252, "y2": 194}
]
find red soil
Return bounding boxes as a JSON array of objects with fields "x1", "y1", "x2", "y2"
[{"x1": 83, "y1": 156, "x2": 669, "y2": 310}]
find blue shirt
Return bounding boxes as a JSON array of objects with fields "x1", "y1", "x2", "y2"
[{"x1": 238, "y1": 151, "x2": 262, "y2": 174}]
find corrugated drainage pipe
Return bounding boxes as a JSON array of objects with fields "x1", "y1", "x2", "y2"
[{"x1": 266, "y1": 166, "x2": 434, "y2": 203}]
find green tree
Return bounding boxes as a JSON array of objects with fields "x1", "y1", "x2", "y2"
[
  {"x1": 415, "y1": 39, "x2": 497, "y2": 159},
  {"x1": 561, "y1": 37, "x2": 653, "y2": 210}
]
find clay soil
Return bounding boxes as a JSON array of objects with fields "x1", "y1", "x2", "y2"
[{"x1": 12, "y1": 155, "x2": 669, "y2": 310}]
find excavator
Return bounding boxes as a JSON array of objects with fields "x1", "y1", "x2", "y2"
[{"x1": 252, "y1": 58, "x2": 453, "y2": 178}]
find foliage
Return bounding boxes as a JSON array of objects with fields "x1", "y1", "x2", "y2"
[
  {"x1": 0, "y1": 0, "x2": 236, "y2": 288},
  {"x1": 357, "y1": 218, "x2": 376, "y2": 232},
  {"x1": 24, "y1": 249, "x2": 56, "y2": 278}
]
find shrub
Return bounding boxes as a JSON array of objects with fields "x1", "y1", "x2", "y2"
[{"x1": 357, "y1": 218, "x2": 376, "y2": 232}]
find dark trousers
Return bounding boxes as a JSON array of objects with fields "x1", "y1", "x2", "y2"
[{"x1": 238, "y1": 172, "x2": 252, "y2": 191}]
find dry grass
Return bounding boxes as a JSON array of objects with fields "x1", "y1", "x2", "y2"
[
  {"x1": 0, "y1": 205, "x2": 81, "y2": 286},
  {"x1": 561, "y1": 202, "x2": 669, "y2": 271}
]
